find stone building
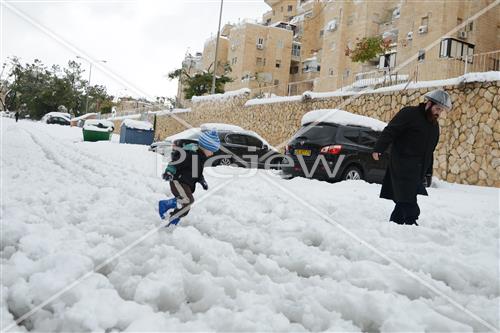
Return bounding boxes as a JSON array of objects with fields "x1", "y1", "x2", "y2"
[{"x1": 175, "y1": 0, "x2": 500, "y2": 102}]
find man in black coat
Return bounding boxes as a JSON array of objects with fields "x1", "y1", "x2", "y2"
[{"x1": 372, "y1": 89, "x2": 452, "y2": 225}]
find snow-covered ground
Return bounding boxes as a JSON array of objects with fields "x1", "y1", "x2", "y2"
[{"x1": 1, "y1": 119, "x2": 498, "y2": 332}]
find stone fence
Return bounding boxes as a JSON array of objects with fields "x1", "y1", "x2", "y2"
[{"x1": 149, "y1": 80, "x2": 499, "y2": 187}]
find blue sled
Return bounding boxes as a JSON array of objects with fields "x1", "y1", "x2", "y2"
[{"x1": 158, "y1": 198, "x2": 177, "y2": 220}]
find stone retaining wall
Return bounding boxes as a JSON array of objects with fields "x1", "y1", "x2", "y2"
[{"x1": 151, "y1": 80, "x2": 500, "y2": 187}]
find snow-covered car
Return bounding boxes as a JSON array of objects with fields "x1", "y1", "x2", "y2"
[
  {"x1": 41, "y1": 112, "x2": 71, "y2": 125},
  {"x1": 152, "y1": 123, "x2": 284, "y2": 169},
  {"x1": 282, "y1": 109, "x2": 390, "y2": 184}
]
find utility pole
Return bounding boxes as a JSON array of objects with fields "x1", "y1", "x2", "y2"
[
  {"x1": 211, "y1": 0, "x2": 224, "y2": 95},
  {"x1": 76, "y1": 56, "x2": 107, "y2": 113}
]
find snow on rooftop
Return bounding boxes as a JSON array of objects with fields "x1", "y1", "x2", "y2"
[
  {"x1": 192, "y1": 88, "x2": 250, "y2": 103},
  {"x1": 122, "y1": 119, "x2": 153, "y2": 131},
  {"x1": 302, "y1": 109, "x2": 387, "y2": 132}
]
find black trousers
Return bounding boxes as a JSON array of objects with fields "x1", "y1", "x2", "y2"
[{"x1": 390, "y1": 201, "x2": 420, "y2": 225}]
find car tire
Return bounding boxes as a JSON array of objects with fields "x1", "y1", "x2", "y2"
[
  {"x1": 342, "y1": 165, "x2": 363, "y2": 181},
  {"x1": 219, "y1": 157, "x2": 232, "y2": 166}
]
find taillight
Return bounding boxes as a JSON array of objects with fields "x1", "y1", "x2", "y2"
[{"x1": 320, "y1": 145, "x2": 342, "y2": 155}]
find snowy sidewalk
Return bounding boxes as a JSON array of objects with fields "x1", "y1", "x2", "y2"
[{"x1": 1, "y1": 119, "x2": 498, "y2": 332}]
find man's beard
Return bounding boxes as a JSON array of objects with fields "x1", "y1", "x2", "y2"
[{"x1": 425, "y1": 107, "x2": 439, "y2": 124}]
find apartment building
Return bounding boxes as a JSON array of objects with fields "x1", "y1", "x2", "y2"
[
  {"x1": 223, "y1": 22, "x2": 293, "y2": 96},
  {"x1": 202, "y1": 24, "x2": 231, "y2": 75},
  {"x1": 175, "y1": 0, "x2": 499, "y2": 101},
  {"x1": 317, "y1": 0, "x2": 500, "y2": 92}
]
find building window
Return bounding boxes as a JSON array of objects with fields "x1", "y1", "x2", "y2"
[
  {"x1": 319, "y1": 30, "x2": 324, "y2": 37},
  {"x1": 274, "y1": 79, "x2": 280, "y2": 86},
  {"x1": 290, "y1": 66, "x2": 299, "y2": 74},
  {"x1": 281, "y1": 6, "x2": 283, "y2": 12},
  {"x1": 275, "y1": 60, "x2": 281, "y2": 68},
  {"x1": 277, "y1": 40, "x2": 284, "y2": 48},
  {"x1": 266, "y1": 18, "x2": 271, "y2": 25},
  {"x1": 329, "y1": 68, "x2": 334, "y2": 76},
  {"x1": 256, "y1": 57, "x2": 263, "y2": 66},
  {"x1": 257, "y1": 37, "x2": 264, "y2": 45},
  {"x1": 379, "y1": 52, "x2": 397, "y2": 69},
  {"x1": 421, "y1": 16, "x2": 429, "y2": 26},
  {"x1": 330, "y1": 41, "x2": 336, "y2": 50},
  {"x1": 288, "y1": 5, "x2": 293, "y2": 12},
  {"x1": 418, "y1": 50, "x2": 425, "y2": 62},
  {"x1": 347, "y1": 15, "x2": 354, "y2": 26},
  {"x1": 303, "y1": 59, "x2": 320, "y2": 73},
  {"x1": 292, "y1": 43, "x2": 301, "y2": 57},
  {"x1": 439, "y1": 38, "x2": 474, "y2": 62}
]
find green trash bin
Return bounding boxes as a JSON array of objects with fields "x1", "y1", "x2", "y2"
[{"x1": 82, "y1": 120, "x2": 115, "y2": 142}]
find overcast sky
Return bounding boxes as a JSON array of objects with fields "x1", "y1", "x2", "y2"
[{"x1": 2, "y1": 0, "x2": 269, "y2": 100}]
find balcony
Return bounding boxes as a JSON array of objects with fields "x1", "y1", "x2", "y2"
[{"x1": 264, "y1": 0, "x2": 280, "y2": 6}]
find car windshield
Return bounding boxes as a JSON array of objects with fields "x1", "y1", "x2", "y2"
[{"x1": 292, "y1": 123, "x2": 338, "y2": 143}]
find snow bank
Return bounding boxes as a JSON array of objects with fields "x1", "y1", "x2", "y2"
[
  {"x1": 245, "y1": 95, "x2": 302, "y2": 106},
  {"x1": 2, "y1": 118, "x2": 499, "y2": 332},
  {"x1": 106, "y1": 114, "x2": 141, "y2": 121},
  {"x1": 302, "y1": 109, "x2": 387, "y2": 131},
  {"x1": 121, "y1": 119, "x2": 153, "y2": 131},
  {"x1": 245, "y1": 71, "x2": 500, "y2": 106},
  {"x1": 373, "y1": 71, "x2": 500, "y2": 93},
  {"x1": 192, "y1": 88, "x2": 250, "y2": 103},
  {"x1": 153, "y1": 108, "x2": 191, "y2": 116}
]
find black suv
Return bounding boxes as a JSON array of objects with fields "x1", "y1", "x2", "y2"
[
  {"x1": 282, "y1": 122, "x2": 389, "y2": 183},
  {"x1": 173, "y1": 129, "x2": 284, "y2": 169}
]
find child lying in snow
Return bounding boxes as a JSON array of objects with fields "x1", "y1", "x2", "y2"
[{"x1": 159, "y1": 129, "x2": 221, "y2": 226}]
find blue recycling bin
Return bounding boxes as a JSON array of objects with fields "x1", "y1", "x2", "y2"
[{"x1": 119, "y1": 120, "x2": 155, "y2": 145}]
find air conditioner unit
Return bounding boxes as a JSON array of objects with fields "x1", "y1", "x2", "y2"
[
  {"x1": 407, "y1": 31, "x2": 413, "y2": 40},
  {"x1": 326, "y1": 20, "x2": 337, "y2": 32},
  {"x1": 418, "y1": 25, "x2": 428, "y2": 34},
  {"x1": 256, "y1": 44, "x2": 264, "y2": 50},
  {"x1": 458, "y1": 30, "x2": 468, "y2": 39}
]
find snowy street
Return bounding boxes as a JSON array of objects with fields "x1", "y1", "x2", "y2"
[{"x1": 1, "y1": 119, "x2": 499, "y2": 332}]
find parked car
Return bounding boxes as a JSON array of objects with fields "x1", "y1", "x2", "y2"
[
  {"x1": 41, "y1": 112, "x2": 71, "y2": 126},
  {"x1": 153, "y1": 124, "x2": 284, "y2": 169},
  {"x1": 281, "y1": 109, "x2": 389, "y2": 184},
  {"x1": 46, "y1": 116, "x2": 71, "y2": 126}
]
